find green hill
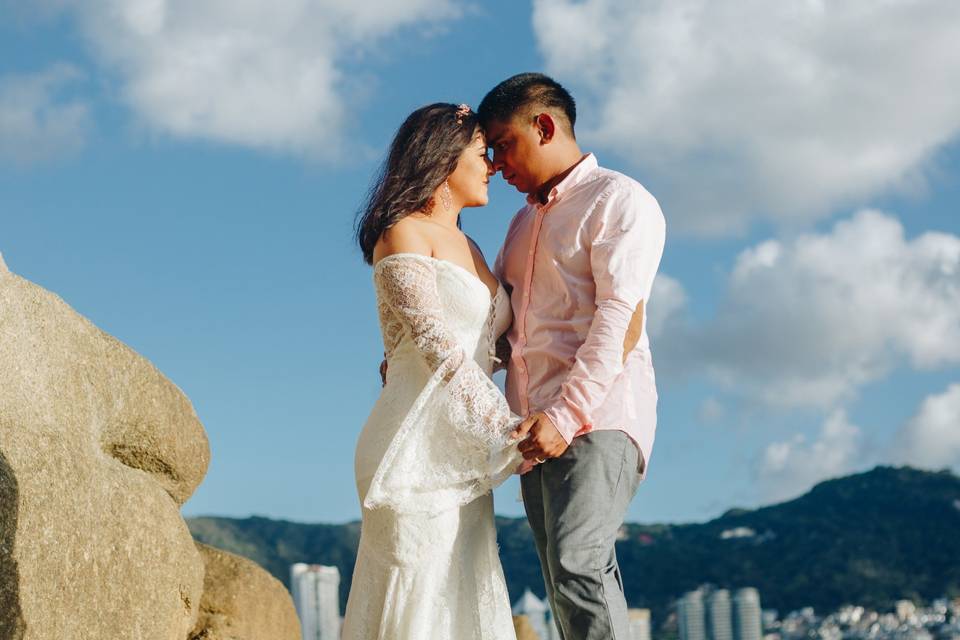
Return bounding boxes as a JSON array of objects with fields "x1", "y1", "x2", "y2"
[{"x1": 187, "y1": 465, "x2": 960, "y2": 628}]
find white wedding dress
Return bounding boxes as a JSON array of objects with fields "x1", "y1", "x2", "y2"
[{"x1": 341, "y1": 253, "x2": 523, "y2": 640}]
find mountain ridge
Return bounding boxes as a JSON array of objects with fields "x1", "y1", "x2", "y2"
[{"x1": 187, "y1": 465, "x2": 960, "y2": 628}]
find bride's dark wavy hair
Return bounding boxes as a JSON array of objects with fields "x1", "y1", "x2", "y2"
[{"x1": 356, "y1": 103, "x2": 479, "y2": 264}]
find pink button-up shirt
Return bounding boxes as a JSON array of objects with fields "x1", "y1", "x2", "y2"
[{"x1": 494, "y1": 154, "x2": 665, "y2": 475}]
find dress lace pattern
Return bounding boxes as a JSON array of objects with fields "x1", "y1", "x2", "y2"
[
  {"x1": 363, "y1": 254, "x2": 522, "y2": 515},
  {"x1": 341, "y1": 253, "x2": 521, "y2": 640}
]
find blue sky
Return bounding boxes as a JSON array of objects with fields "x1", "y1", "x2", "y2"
[{"x1": 3, "y1": 0, "x2": 959, "y2": 525}]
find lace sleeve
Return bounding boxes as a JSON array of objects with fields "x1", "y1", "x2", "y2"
[{"x1": 373, "y1": 255, "x2": 521, "y2": 445}]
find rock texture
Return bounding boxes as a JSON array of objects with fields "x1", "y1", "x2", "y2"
[
  {"x1": 0, "y1": 254, "x2": 210, "y2": 639},
  {"x1": 189, "y1": 543, "x2": 301, "y2": 640}
]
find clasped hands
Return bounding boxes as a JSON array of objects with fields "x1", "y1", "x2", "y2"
[
  {"x1": 379, "y1": 357, "x2": 567, "y2": 463},
  {"x1": 510, "y1": 412, "x2": 568, "y2": 463}
]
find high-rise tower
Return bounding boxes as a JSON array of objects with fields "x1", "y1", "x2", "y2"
[{"x1": 290, "y1": 563, "x2": 340, "y2": 640}]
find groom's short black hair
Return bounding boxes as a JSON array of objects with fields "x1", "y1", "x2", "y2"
[{"x1": 478, "y1": 73, "x2": 576, "y2": 137}]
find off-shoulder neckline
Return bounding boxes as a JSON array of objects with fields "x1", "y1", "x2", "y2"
[{"x1": 373, "y1": 252, "x2": 502, "y2": 300}]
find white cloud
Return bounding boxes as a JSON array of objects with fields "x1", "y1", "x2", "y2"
[
  {"x1": 646, "y1": 273, "x2": 686, "y2": 339},
  {"x1": 658, "y1": 210, "x2": 960, "y2": 409},
  {"x1": 892, "y1": 383, "x2": 960, "y2": 470},
  {"x1": 0, "y1": 64, "x2": 91, "y2": 166},
  {"x1": 533, "y1": 0, "x2": 960, "y2": 234},
  {"x1": 757, "y1": 383, "x2": 960, "y2": 502},
  {"x1": 757, "y1": 409, "x2": 864, "y2": 502},
  {"x1": 45, "y1": 0, "x2": 459, "y2": 156},
  {"x1": 697, "y1": 397, "x2": 725, "y2": 424}
]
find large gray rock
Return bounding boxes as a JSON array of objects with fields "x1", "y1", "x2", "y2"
[
  {"x1": 0, "y1": 254, "x2": 210, "y2": 639},
  {"x1": 189, "y1": 543, "x2": 301, "y2": 640}
]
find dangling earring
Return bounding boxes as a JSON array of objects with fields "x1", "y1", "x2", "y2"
[{"x1": 439, "y1": 180, "x2": 453, "y2": 213}]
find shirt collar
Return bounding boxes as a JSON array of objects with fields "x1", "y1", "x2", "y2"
[{"x1": 526, "y1": 153, "x2": 598, "y2": 207}]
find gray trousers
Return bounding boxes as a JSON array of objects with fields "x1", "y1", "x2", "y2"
[{"x1": 521, "y1": 430, "x2": 644, "y2": 640}]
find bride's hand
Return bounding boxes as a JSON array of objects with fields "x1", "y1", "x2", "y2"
[{"x1": 510, "y1": 414, "x2": 535, "y2": 442}]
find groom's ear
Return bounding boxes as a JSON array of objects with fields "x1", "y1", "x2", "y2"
[{"x1": 534, "y1": 113, "x2": 556, "y2": 144}]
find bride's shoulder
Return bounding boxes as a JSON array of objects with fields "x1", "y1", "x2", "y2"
[{"x1": 373, "y1": 217, "x2": 434, "y2": 265}]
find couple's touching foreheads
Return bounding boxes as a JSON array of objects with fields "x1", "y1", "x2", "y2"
[{"x1": 342, "y1": 73, "x2": 665, "y2": 640}]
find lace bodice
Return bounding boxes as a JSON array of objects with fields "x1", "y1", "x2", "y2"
[
  {"x1": 378, "y1": 261, "x2": 503, "y2": 369},
  {"x1": 360, "y1": 253, "x2": 522, "y2": 515}
]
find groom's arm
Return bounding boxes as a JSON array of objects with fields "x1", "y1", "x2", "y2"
[{"x1": 541, "y1": 183, "x2": 666, "y2": 444}]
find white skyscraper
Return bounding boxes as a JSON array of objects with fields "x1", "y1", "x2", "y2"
[
  {"x1": 679, "y1": 589, "x2": 707, "y2": 640},
  {"x1": 707, "y1": 589, "x2": 733, "y2": 640},
  {"x1": 733, "y1": 588, "x2": 762, "y2": 640},
  {"x1": 291, "y1": 563, "x2": 340, "y2": 640},
  {"x1": 629, "y1": 608, "x2": 652, "y2": 640},
  {"x1": 681, "y1": 586, "x2": 763, "y2": 640}
]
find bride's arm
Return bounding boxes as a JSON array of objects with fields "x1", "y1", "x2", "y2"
[{"x1": 374, "y1": 254, "x2": 522, "y2": 446}]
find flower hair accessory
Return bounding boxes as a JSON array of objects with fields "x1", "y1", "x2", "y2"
[{"x1": 455, "y1": 103, "x2": 471, "y2": 125}]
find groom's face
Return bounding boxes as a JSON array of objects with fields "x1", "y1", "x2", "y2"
[{"x1": 485, "y1": 115, "x2": 547, "y2": 196}]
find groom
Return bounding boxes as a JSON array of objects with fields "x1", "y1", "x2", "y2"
[{"x1": 479, "y1": 73, "x2": 665, "y2": 640}]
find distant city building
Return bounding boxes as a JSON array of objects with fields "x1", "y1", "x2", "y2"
[
  {"x1": 513, "y1": 614, "x2": 542, "y2": 640},
  {"x1": 771, "y1": 596, "x2": 959, "y2": 640},
  {"x1": 836, "y1": 605, "x2": 865, "y2": 626},
  {"x1": 629, "y1": 608, "x2": 652, "y2": 640},
  {"x1": 708, "y1": 589, "x2": 734, "y2": 640},
  {"x1": 513, "y1": 588, "x2": 549, "y2": 639},
  {"x1": 679, "y1": 586, "x2": 763, "y2": 640},
  {"x1": 895, "y1": 600, "x2": 917, "y2": 622},
  {"x1": 512, "y1": 588, "x2": 560, "y2": 640},
  {"x1": 679, "y1": 589, "x2": 707, "y2": 640},
  {"x1": 290, "y1": 563, "x2": 340, "y2": 640},
  {"x1": 733, "y1": 588, "x2": 763, "y2": 640},
  {"x1": 761, "y1": 609, "x2": 779, "y2": 631}
]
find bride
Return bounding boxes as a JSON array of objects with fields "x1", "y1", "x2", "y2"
[{"x1": 340, "y1": 103, "x2": 524, "y2": 640}]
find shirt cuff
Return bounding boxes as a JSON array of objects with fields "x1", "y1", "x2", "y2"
[{"x1": 543, "y1": 400, "x2": 590, "y2": 445}]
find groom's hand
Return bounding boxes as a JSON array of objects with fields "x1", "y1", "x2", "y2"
[{"x1": 514, "y1": 412, "x2": 568, "y2": 461}]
